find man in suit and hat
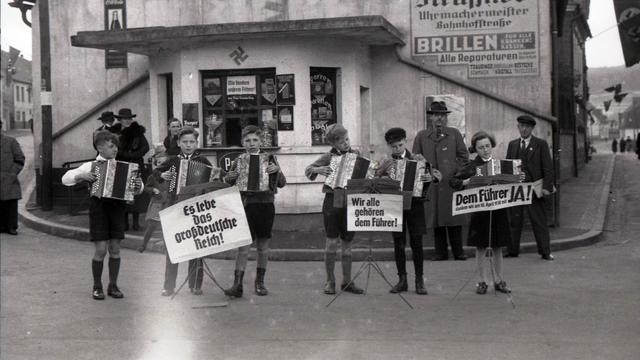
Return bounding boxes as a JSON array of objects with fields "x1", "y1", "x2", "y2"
[
  {"x1": 96, "y1": 111, "x2": 122, "y2": 134},
  {"x1": 505, "y1": 115, "x2": 555, "y2": 260},
  {"x1": 413, "y1": 101, "x2": 469, "y2": 261}
]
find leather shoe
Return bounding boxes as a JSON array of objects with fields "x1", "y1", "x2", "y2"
[
  {"x1": 476, "y1": 282, "x2": 488, "y2": 295},
  {"x1": 7, "y1": 229, "x2": 18, "y2": 235},
  {"x1": 107, "y1": 284, "x2": 124, "y2": 298},
  {"x1": 323, "y1": 282, "x2": 336, "y2": 295},
  {"x1": 504, "y1": 253, "x2": 519, "y2": 258},
  {"x1": 431, "y1": 256, "x2": 448, "y2": 261},
  {"x1": 494, "y1": 281, "x2": 511, "y2": 294},
  {"x1": 415, "y1": 278, "x2": 428, "y2": 295},
  {"x1": 92, "y1": 287, "x2": 105, "y2": 300},
  {"x1": 161, "y1": 289, "x2": 174, "y2": 297},
  {"x1": 192, "y1": 288, "x2": 203, "y2": 295},
  {"x1": 341, "y1": 282, "x2": 364, "y2": 294},
  {"x1": 541, "y1": 254, "x2": 554, "y2": 261},
  {"x1": 454, "y1": 255, "x2": 467, "y2": 261}
]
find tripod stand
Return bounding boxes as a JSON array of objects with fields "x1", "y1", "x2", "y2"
[
  {"x1": 326, "y1": 231, "x2": 414, "y2": 309},
  {"x1": 452, "y1": 209, "x2": 516, "y2": 308},
  {"x1": 171, "y1": 257, "x2": 227, "y2": 304}
]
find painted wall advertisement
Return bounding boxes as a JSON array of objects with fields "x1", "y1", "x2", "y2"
[
  {"x1": 159, "y1": 187, "x2": 252, "y2": 264},
  {"x1": 411, "y1": 0, "x2": 540, "y2": 78}
]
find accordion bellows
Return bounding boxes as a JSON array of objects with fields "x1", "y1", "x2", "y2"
[
  {"x1": 324, "y1": 153, "x2": 374, "y2": 189},
  {"x1": 388, "y1": 159, "x2": 429, "y2": 197},
  {"x1": 235, "y1": 153, "x2": 271, "y2": 192},
  {"x1": 168, "y1": 159, "x2": 217, "y2": 196},
  {"x1": 90, "y1": 160, "x2": 139, "y2": 201}
]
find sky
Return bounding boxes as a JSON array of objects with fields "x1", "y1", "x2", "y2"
[{"x1": 0, "y1": 0, "x2": 629, "y2": 67}]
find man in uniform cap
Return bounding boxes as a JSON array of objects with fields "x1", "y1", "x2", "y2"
[
  {"x1": 506, "y1": 114, "x2": 555, "y2": 260},
  {"x1": 412, "y1": 101, "x2": 470, "y2": 261}
]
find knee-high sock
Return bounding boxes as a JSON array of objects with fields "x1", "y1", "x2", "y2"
[
  {"x1": 341, "y1": 239, "x2": 353, "y2": 282},
  {"x1": 325, "y1": 238, "x2": 338, "y2": 283},
  {"x1": 108, "y1": 257, "x2": 120, "y2": 286},
  {"x1": 92, "y1": 260, "x2": 104, "y2": 288},
  {"x1": 235, "y1": 245, "x2": 250, "y2": 272},
  {"x1": 256, "y1": 238, "x2": 270, "y2": 269},
  {"x1": 476, "y1": 248, "x2": 489, "y2": 283}
]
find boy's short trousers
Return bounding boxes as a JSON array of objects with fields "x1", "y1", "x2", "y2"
[
  {"x1": 245, "y1": 203, "x2": 275, "y2": 240},
  {"x1": 89, "y1": 197, "x2": 126, "y2": 241},
  {"x1": 322, "y1": 193, "x2": 355, "y2": 241}
]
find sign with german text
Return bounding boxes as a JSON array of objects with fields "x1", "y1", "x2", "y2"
[
  {"x1": 411, "y1": 0, "x2": 539, "y2": 78},
  {"x1": 347, "y1": 194, "x2": 403, "y2": 232},
  {"x1": 452, "y1": 181, "x2": 541, "y2": 216},
  {"x1": 159, "y1": 187, "x2": 252, "y2": 264},
  {"x1": 227, "y1": 76, "x2": 257, "y2": 96},
  {"x1": 104, "y1": 0, "x2": 127, "y2": 68}
]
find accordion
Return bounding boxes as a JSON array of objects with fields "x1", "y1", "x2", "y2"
[
  {"x1": 167, "y1": 159, "x2": 218, "y2": 197},
  {"x1": 476, "y1": 159, "x2": 522, "y2": 176},
  {"x1": 388, "y1": 159, "x2": 430, "y2": 197},
  {"x1": 324, "y1": 153, "x2": 374, "y2": 189},
  {"x1": 90, "y1": 160, "x2": 139, "y2": 201},
  {"x1": 235, "y1": 153, "x2": 272, "y2": 192}
]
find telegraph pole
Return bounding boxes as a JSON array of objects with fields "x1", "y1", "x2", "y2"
[{"x1": 39, "y1": 0, "x2": 53, "y2": 210}]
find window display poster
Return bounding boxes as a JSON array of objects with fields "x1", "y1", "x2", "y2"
[
  {"x1": 261, "y1": 78, "x2": 277, "y2": 104},
  {"x1": 277, "y1": 106, "x2": 294, "y2": 131},
  {"x1": 182, "y1": 103, "x2": 200, "y2": 129},
  {"x1": 425, "y1": 95, "x2": 466, "y2": 139},
  {"x1": 204, "y1": 78, "x2": 222, "y2": 107},
  {"x1": 227, "y1": 76, "x2": 256, "y2": 97},
  {"x1": 104, "y1": 0, "x2": 127, "y2": 68},
  {"x1": 411, "y1": 0, "x2": 540, "y2": 78},
  {"x1": 276, "y1": 74, "x2": 295, "y2": 105}
]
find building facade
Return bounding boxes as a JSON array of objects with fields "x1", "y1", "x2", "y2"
[
  {"x1": 1, "y1": 49, "x2": 33, "y2": 130},
  {"x1": 27, "y1": 0, "x2": 589, "y2": 225}
]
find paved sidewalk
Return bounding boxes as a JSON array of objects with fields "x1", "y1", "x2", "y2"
[{"x1": 13, "y1": 130, "x2": 615, "y2": 261}]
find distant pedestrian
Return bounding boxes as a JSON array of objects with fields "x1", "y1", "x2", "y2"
[
  {"x1": 625, "y1": 136, "x2": 633, "y2": 153},
  {"x1": 636, "y1": 134, "x2": 640, "y2": 160},
  {"x1": 505, "y1": 115, "x2": 555, "y2": 260},
  {"x1": 612, "y1": 139, "x2": 618, "y2": 154},
  {"x1": 0, "y1": 119, "x2": 25, "y2": 235},
  {"x1": 620, "y1": 137, "x2": 626, "y2": 152}
]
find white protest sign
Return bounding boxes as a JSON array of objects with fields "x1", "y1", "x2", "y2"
[
  {"x1": 452, "y1": 181, "x2": 541, "y2": 216},
  {"x1": 159, "y1": 187, "x2": 252, "y2": 264},
  {"x1": 347, "y1": 194, "x2": 403, "y2": 232}
]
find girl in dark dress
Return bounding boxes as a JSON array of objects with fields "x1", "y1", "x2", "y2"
[
  {"x1": 450, "y1": 131, "x2": 512, "y2": 295},
  {"x1": 163, "y1": 118, "x2": 182, "y2": 156}
]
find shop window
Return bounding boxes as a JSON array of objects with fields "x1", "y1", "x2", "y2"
[
  {"x1": 310, "y1": 67, "x2": 338, "y2": 146},
  {"x1": 201, "y1": 68, "x2": 278, "y2": 148}
]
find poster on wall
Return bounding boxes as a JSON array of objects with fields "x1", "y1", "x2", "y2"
[
  {"x1": 261, "y1": 78, "x2": 277, "y2": 104},
  {"x1": 425, "y1": 95, "x2": 466, "y2": 139},
  {"x1": 204, "y1": 78, "x2": 222, "y2": 107},
  {"x1": 276, "y1": 74, "x2": 295, "y2": 105},
  {"x1": 411, "y1": 0, "x2": 540, "y2": 78},
  {"x1": 182, "y1": 103, "x2": 200, "y2": 129},
  {"x1": 104, "y1": 0, "x2": 127, "y2": 68},
  {"x1": 310, "y1": 69, "x2": 337, "y2": 146},
  {"x1": 277, "y1": 106, "x2": 294, "y2": 131}
]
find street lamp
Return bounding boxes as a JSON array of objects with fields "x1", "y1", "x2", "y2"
[{"x1": 8, "y1": 0, "x2": 35, "y2": 28}]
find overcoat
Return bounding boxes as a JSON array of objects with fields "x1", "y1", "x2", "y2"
[
  {"x1": 450, "y1": 155, "x2": 511, "y2": 248},
  {"x1": 412, "y1": 126, "x2": 469, "y2": 228},
  {"x1": 117, "y1": 121, "x2": 150, "y2": 212},
  {"x1": 0, "y1": 134, "x2": 25, "y2": 200}
]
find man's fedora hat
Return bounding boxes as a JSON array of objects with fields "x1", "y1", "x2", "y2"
[
  {"x1": 97, "y1": 111, "x2": 116, "y2": 122},
  {"x1": 516, "y1": 114, "x2": 536, "y2": 126},
  {"x1": 116, "y1": 108, "x2": 137, "y2": 119},
  {"x1": 426, "y1": 101, "x2": 451, "y2": 114}
]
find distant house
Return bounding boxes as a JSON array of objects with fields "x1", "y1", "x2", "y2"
[{"x1": 1, "y1": 49, "x2": 33, "y2": 130}]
